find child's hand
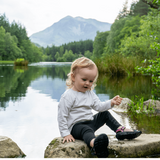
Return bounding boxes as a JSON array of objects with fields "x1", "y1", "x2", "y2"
[
  {"x1": 111, "y1": 95, "x2": 123, "y2": 107},
  {"x1": 63, "y1": 134, "x2": 75, "y2": 143}
]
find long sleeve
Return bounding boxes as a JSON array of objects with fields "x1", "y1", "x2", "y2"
[
  {"x1": 91, "y1": 91, "x2": 112, "y2": 112},
  {"x1": 58, "y1": 96, "x2": 71, "y2": 137},
  {"x1": 57, "y1": 89, "x2": 112, "y2": 138}
]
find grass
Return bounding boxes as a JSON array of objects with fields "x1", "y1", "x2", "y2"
[
  {"x1": 0, "y1": 61, "x2": 14, "y2": 64},
  {"x1": 94, "y1": 54, "x2": 146, "y2": 77},
  {"x1": 128, "y1": 95, "x2": 155, "y2": 114}
]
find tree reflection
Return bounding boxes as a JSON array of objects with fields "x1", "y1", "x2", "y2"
[
  {"x1": 95, "y1": 74, "x2": 153, "y2": 100},
  {"x1": 0, "y1": 64, "x2": 70, "y2": 109},
  {"x1": 0, "y1": 63, "x2": 154, "y2": 110}
]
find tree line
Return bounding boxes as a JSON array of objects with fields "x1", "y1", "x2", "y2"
[
  {"x1": 92, "y1": 0, "x2": 160, "y2": 76},
  {"x1": 42, "y1": 39, "x2": 93, "y2": 62},
  {"x1": 92, "y1": 0, "x2": 160, "y2": 100},
  {"x1": 0, "y1": 13, "x2": 93, "y2": 62},
  {"x1": 93, "y1": 0, "x2": 160, "y2": 59},
  {"x1": 0, "y1": 14, "x2": 44, "y2": 62}
]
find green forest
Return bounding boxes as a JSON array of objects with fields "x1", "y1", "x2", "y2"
[
  {"x1": 0, "y1": 0, "x2": 159, "y2": 75},
  {"x1": 0, "y1": 15, "x2": 44, "y2": 62}
]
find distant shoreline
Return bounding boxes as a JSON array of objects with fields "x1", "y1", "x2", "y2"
[{"x1": 0, "y1": 61, "x2": 14, "y2": 64}]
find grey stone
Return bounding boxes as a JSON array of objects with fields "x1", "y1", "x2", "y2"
[
  {"x1": 108, "y1": 134, "x2": 160, "y2": 158},
  {"x1": 44, "y1": 137, "x2": 92, "y2": 158},
  {"x1": 0, "y1": 136, "x2": 25, "y2": 158},
  {"x1": 143, "y1": 99, "x2": 160, "y2": 114},
  {"x1": 44, "y1": 134, "x2": 160, "y2": 158},
  {"x1": 112, "y1": 98, "x2": 133, "y2": 113}
]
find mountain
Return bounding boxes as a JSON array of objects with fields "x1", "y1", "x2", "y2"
[{"x1": 29, "y1": 16, "x2": 112, "y2": 47}]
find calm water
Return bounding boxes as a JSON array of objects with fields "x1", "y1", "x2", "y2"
[{"x1": 0, "y1": 62, "x2": 159, "y2": 158}]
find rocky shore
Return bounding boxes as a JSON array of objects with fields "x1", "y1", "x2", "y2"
[
  {"x1": 44, "y1": 134, "x2": 160, "y2": 158},
  {"x1": 1, "y1": 98, "x2": 160, "y2": 158}
]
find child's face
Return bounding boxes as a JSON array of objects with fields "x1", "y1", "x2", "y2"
[{"x1": 71, "y1": 66, "x2": 97, "y2": 92}]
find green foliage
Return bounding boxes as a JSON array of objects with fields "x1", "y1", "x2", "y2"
[
  {"x1": 105, "y1": 18, "x2": 127, "y2": 53},
  {"x1": 63, "y1": 50, "x2": 75, "y2": 62},
  {"x1": 130, "y1": 0, "x2": 150, "y2": 16},
  {"x1": 93, "y1": 31, "x2": 109, "y2": 58},
  {"x1": 103, "y1": 0, "x2": 150, "y2": 55},
  {"x1": 0, "y1": 61, "x2": 14, "y2": 63},
  {"x1": 55, "y1": 49, "x2": 79, "y2": 62},
  {"x1": 94, "y1": 0, "x2": 151, "y2": 57},
  {"x1": 135, "y1": 56, "x2": 160, "y2": 99},
  {"x1": 120, "y1": 15, "x2": 141, "y2": 37},
  {"x1": 5, "y1": 33, "x2": 22, "y2": 60},
  {"x1": 15, "y1": 58, "x2": 25, "y2": 62},
  {"x1": 84, "y1": 50, "x2": 93, "y2": 59},
  {"x1": 104, "y1": 16, "x2": 141, "y2": 54},
  {"x1": 119, "y1": 9, "x2": 160, "y2": 58},
  {"x1": 134, "y1": 9, "x2": 160, "y2": 100},
  {"x1": 0, "y1": 13, "x2": 43, "y2": 62},
  {"x1": 14, "y1": 58, "x2": 28, "y2": 66},
  {"x1": 153, "y1": 0, "x2": 160, "y2": 5},
  {"x1": 43, "y1": 39, "x2": 93, "y2": 62},
  {"x1": 95, "y1": 54, "x2": 142, "y2": 76},
  {"x1": 0, "y1": 26, "x2": 6, "y2": 58},
  {"x1": 92, "y1": 2, "x2": 160, "y2": 101},
  {"x1": 142, "y1": 0, "x2": 160, "y2": 9},
  {"x1": 128, "y1": 96, "x2": 155, "y2": 114}
]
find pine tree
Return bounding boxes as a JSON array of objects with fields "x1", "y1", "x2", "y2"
[{"x1": 130, "y1": 0, "x2": 150, "y2": 16}]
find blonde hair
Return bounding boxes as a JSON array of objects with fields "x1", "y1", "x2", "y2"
[{"x1": 66, "y1": 57, "x2": 98, "y2": 90}]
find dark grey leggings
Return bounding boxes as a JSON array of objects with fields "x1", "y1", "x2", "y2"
[{"x1": 71, "y1": 110, "x2": 121, "y2": 148}]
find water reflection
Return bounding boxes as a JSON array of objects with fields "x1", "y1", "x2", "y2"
[
  {"x1": 96, "y1": 74, "x2": 153, "y2": 101},
  {"x1": 0, "y1": 87, "x2": 59, "y2": 158},
  {"x1": 30, "y1": 77, "x2": 66, "y2": 101},
  {"x1": 0, "y1": 62, "x2": 156, "y2": 158},
  {"x1": 0, "y1": 63, "x2": 71, "y2": 109},
  {"x1": 0, "y1": 62, "x2": 153, "y2": 109}
]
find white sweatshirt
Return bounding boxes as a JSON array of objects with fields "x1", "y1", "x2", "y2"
[{"x1": 57, "y1": 89, "x2": 112, "y2": 137}]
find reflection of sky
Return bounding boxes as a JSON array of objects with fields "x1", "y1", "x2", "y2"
[
  {"x1": 30, "y1": 75, "x2": 110, "y2": 102},
  {"x1": 30, "y1": 76, "x2": 66, "y2": 102},
  {"x1": 0, "y1": 87, "x2": 60, "y2": 158}
]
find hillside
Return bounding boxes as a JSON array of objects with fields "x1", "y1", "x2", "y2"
[{"x1": 29, "y1": 16, "x2": 111, "y2": 47}]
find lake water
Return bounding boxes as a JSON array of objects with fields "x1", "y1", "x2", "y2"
[{"x1": 0, "y1": 62, "x2": 158, "y2": 158}]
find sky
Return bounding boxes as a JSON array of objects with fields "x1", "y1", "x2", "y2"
[{"x1": 0, "y1": 0, "x2": 137, "y2": 37}]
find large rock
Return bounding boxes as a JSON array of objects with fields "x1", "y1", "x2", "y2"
[
  {"x1": 112, "y1": 98, "x2": 160, "y2": 115},
  {"x1": 44, "y1": 134, "x2": 160, "y2": 158},
  {"x1": 112, "y1": 98, "x2": 133, "y2": 113},
  {"x1": 143, "y1": 99, "x2": 160, "y2": 114},
  {"x1": 0, "y1": 136, "x2": 25, "y2": 158},
  {"x1": 44, "y1": 138, "x2": 92, "y2": 158},
  {"x1": 109, "y1": 134, "x2": 160, "y2": 158}
]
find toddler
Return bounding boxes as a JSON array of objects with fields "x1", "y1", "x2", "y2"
[{"x1": 58, "y1": 57, "x2": 141, "y2": 158}]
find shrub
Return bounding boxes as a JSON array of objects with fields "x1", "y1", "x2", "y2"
[
  {"x1": 14, "y1": 58, "x2": 28, "y2": 66},
  {"x1": 95, "y1": 54, "x2": 143, "y2": 76}
]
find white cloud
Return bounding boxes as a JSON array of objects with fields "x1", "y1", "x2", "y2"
[{"x1": 0, "y1": 0, "x2": 137, "y2": 36}]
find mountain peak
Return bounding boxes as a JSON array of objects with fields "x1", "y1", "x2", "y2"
[{"x1": 30, "y1": 16, "x2": 111, "y2": 47}]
